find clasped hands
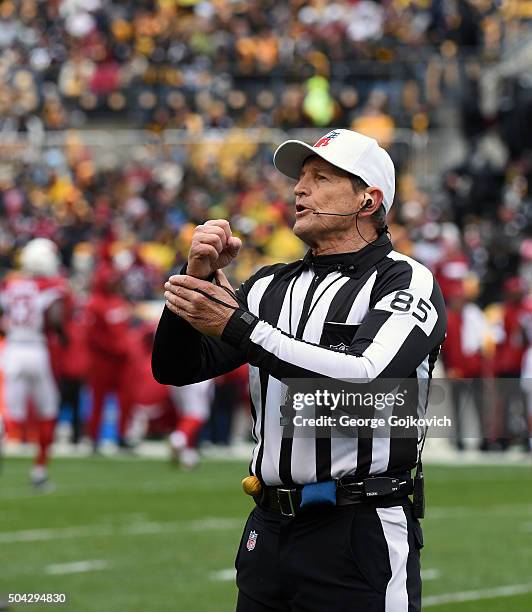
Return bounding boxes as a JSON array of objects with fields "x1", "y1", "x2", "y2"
[{"x1": 164, "y1": 220, "x2": 242, "y2": 337}]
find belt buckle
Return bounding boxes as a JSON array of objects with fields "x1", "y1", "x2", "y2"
[{"x1": 277, "y1": 488, "x2": 298, "y2": 517}]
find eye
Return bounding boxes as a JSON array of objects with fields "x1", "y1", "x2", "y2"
[{"x1": 316, "y1": 174, "x2": 328, "y2": 181}]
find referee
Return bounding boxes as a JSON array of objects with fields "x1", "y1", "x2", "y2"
[{"x1": 153, "y1": 129, "x2": 447, "y2": 611}]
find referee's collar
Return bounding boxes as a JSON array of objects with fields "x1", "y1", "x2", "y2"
[{"x1": 303, "y1": 233, "x2": 392, "y2": 278}]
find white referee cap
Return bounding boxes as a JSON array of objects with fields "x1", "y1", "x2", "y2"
[{"x1": 273, "y1": 128, "x2": 396, "y2": 212}]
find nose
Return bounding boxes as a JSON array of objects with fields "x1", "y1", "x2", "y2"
[{"x1": 294, "y1": 175, "x2": 310, "y2": 197}]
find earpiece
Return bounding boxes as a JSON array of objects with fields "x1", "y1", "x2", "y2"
[{"x1": 360, "y1": 197, "x2": 373, "y2": 211}]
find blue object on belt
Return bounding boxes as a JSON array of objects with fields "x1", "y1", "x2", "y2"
[{"x1": 300, "y1": 480, "x2": 337, "y2": 508}]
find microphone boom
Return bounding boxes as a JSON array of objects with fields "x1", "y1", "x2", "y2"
[{"x1": 312, "y1": 210, "x2": 358, "y2": 216}]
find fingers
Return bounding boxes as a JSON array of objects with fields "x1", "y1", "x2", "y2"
[
  {"x1": 189, "y1": 243, "x2": 220, "y2": 263},
  {"x1": 167, "y1": 275, "x2": 210, "y2": 290},
  {"x1": 204, "y1": 219, "x2": 232, "y2": 242},
  {"x1": 164, "y1": 279, "x2": 197, "y2": 301},
  {"x1": 197, "y1": 223, "x2": 229, "y2": 248},
  {"x1": 214, "y1": 268, "x2": 232, "y2": 287},
  {"x1": 192, "y1": 226, "x2": 227, "y2": 254},
  {"x1": 227, "y1": 236, "x2": 242, "y2": 257},
  {"x1": 165, "y1": 293, "x2": 186, "y2": 314},
  {"x1": 202, "y1": 223, "x2": 229, "y2": 242},
  {"x1": 165, "y1": 296, "x2": 196, "y2": 319},
  {"x1": 165, "y1": 276, "x2": 215, "y2": 307},
  {"x1": 166, "y1": 273, "x2": 238, "y2": 308},
  {"x1": 193, "y1": 233, "x2": 224, "y2": 255},
  {"x1": 164, "y1": 286, "x2": 197, "y2": 317},
  {"x1": 188, "y1": 221, "x2": 241, "y2": 277}
]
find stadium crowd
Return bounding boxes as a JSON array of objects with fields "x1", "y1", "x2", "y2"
[
  {"x1": 1, "y1": 0, "x2": 531, "y2": 471},
  {"x1": 1, "y1": 0, "x2": 529, "y2": 134}
]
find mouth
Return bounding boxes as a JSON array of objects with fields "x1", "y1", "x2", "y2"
[{"x1": 295, "y1": 203, "x2": 312, "y2": 215}]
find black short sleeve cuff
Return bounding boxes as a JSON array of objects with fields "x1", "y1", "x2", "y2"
[{"x1": 222, "y1": 309, "x2": 259, "y2": 347}]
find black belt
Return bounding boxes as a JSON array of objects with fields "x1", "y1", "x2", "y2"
[{"x1": 258, "y1": 473, "x2": 413, "y2": 517}]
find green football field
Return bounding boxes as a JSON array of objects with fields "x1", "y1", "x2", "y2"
[{"x1": 1, "y1": 456, "x2": 531, "y2": 612}]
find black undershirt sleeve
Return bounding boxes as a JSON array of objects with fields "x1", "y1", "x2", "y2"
[
  {"x1": 151, "y1": 264, "x2": 278, "y2": 386},
  {"x1": 151, "y1": 305, "x2": 245, "y2": 385}
]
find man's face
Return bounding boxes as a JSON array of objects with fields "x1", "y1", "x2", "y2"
[{"x1": 292, "y1": 157, "x2": 363, "y2": 247}]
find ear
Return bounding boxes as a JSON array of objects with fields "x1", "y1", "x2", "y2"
[{"x1": 359, "y1": 187, "x2": 384, "y2": 216}]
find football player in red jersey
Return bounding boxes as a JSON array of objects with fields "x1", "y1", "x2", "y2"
[
  {"x1": 520, "y1": 296, "x2": 532, "y2": 452},
  {"x1": 494, "y1": 277, "x2": 529, "y2": 449},
  {"x1": 85, "y1": 265, "x2": 133, "y2": 452},
  {"x1": 441, "y1": 284, "x2": 489, "y2": 451},
  {"x1": 0, "y1": 238, "x2": 67, "y2": 489},
  {"x1": 48, "y1": 290, "x2": 89, "y2": 446},
  {"x1": 169, "y1": 379, "x2": 214, "y2": 469}
]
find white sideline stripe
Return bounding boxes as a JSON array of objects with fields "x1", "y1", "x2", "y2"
[
  {"x1": 0, "y1": 517, "x2": 241, "y2": 544},
  {"x1": 421, "y1": 569, "x2": 441, "y2": 581},
  {"x1": 45, "y1": 560, "x2": 109, "y2": 575},
  {"x1": 426, "y1": 504, "x2": 532, "y2": 520},
  {"x1": 210, "y1": 567, "x2": 441, "y2": 584},
  {"x1": 209, "y1": 567, "x2": 438, "y2": 585},
  {"x1": 0, "y1": 480, "x2": 241, "y2": 500},
  {"x1": 210, "y1": 569, "x2": 237, "y2": 582},
  {"x1": 424, "y1": 583, "x2": 532, "y2": 607},
  {"x1": 4, "y1": 439, "x2": 531, "y2": 464}
]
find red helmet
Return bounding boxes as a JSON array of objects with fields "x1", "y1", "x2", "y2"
[
  {"x1": 92, "y1": 265, "x2": 121, "y2": 294},
  {"x1": 503, "y1": 277, "x2": 526, "y2": 294}
]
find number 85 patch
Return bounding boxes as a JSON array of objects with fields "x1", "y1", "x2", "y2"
[{"x1": 376, "y1": 289, "x2": 438, "y2": 336}]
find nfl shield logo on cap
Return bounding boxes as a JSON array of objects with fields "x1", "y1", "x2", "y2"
[
  {"x1": 246, "y1": 530, "x2": 258, "y2": 551},
  {"x1": 313, "y1": 131, "x2": 341, "y2": 148}
]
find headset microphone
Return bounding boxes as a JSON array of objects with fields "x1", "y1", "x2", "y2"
[
  {"x1": 310, "y1": 196, "x2": 392, "y2": 248},
  {"x1": 312, "y1": 198, "x2": 373, "y2": 217},
  {"x1": 312, "y1": 210, "x2": 357, "y2": 216}
]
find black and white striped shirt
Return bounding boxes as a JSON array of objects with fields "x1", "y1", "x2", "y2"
[{"x1": 152, "y1": 234, "x2": 447, "y2": 486}]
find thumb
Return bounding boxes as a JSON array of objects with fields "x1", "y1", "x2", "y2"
[
  {"x1": 215, "y1": 268, "x2": 235, "y2": 291},
  {"x1": 226, "y1": 236, "x2": 242, "y2": 257},
  {"x1": 214, "y1": 269, "x2": 239, "y2": 306}
]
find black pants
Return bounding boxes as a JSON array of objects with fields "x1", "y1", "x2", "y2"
[
  {"x1": 235, "y1": 500, "x2": 423, "y2": 612},
  {"x1": 496, "y1": 372, "x2": 528, "y2": 446},
  {"x1": 59, "y1": 377, "x2": 83, "y2": 444},
  {"x1": 451, "y1": 378, "x2": 486, "y2": 449}
]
